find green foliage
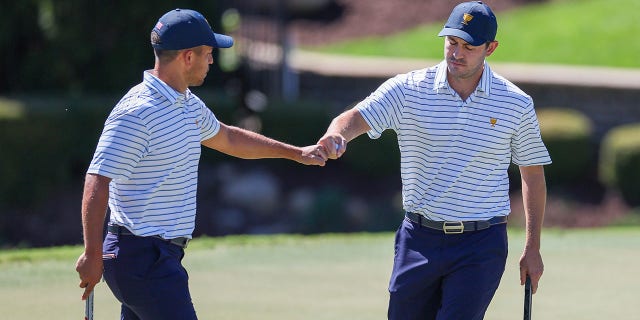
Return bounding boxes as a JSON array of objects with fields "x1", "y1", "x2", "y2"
[
  {"x1": 599, "y1": 123, "x2": 640, "y2": 206},
  {"x1": 342, "y1": 131, "x2": 400, "y2": 176},
  {"x1": 537, "y1": 108, "x2": 594, "y2": 185},
  {"x1": 258, "y1": 100, "x2": 400, "y2": 176},
  {"x1": 0, "y1": 91, "x2": 240, "y2": 212},
  {"x1": 299, "y1": 187, "x2": 349, "y2": 233},
  {"x1": 310, "y1": 0, "x2": 640, "y2": 68},
  {"x1": 259, "y1": 101, "x2": 333, "y2": 147},
  {"x1": 199, "y1": 99, "x2": 335, "y2": 168},
  {"x1": 0, "y1": 96, "x2": 112, "y2": 208},
  {"x1": 0, "y1": 1, "x2": 226, "y2": 93},
  {"x1": 252, "y1": 99, "x2": 401, "y2": 177}
]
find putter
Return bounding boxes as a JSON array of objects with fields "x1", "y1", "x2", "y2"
[
  {"x1": 85, "y1": 290, "x2": 94, "y2": 320},
  {"x1": 523, "y1": 275, "x2": 532, "y2": 320}
]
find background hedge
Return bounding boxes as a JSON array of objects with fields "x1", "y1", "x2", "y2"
[
  {"x1": 599, "y1": 123, "x2": 640, "y2": 206},
  {"x1": 537, "y1": 108, "x2": 595, "y2": 186},
  {"x1": 0, "y1": 1, "x2": 226, "y2": 94}
]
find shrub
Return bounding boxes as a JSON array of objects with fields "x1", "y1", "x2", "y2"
[
  {"x1": 537, "y1": 108, "x2": 594, "y2": 186},
  {"x1": 258, "y1": 101, "x2": 333, "y2": 147},
  {"x1": 0, "y1": 97, "x2": 111, "y2": 208},
  {"x1": 234, "y1": 100, "x2": 399, "y2": 177},
  {"x1": 599, "y1": 123, "x2": 640, "y2": 206},
  {"x1": 341, "y1": 131, "x2": 400, "y2": 176}
]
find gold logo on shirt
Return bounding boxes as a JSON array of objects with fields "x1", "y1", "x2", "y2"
[
  {"x1": 462, "y1": 13, "x2": 474, "y2": 25},
  {"x1": 490, "y1": 118, "x2": 497, "y2": 127}
]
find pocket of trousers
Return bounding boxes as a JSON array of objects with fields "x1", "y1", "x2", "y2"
[{"x1": 102, "y1": 232, "x2": 120, "y2": 260}]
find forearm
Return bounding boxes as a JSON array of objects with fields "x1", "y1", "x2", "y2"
[
  {"x1": 81, "y1": 173, "x2": 111, "y2": 256},
  {"x1": 324, "y1": 108, "x2": 370, "y2": 142},
  {"x1": 518, "y1": 165, "x2": 547, "y2": 291},
  {"x1": 316, "y1": 108, "x2": 370, "y2": 159},
  {"x1": 520, "y1": 165, "x2": 547, "y2": 251},
  {"x1": 224, "y1": 126, "x2": 303, "y2": 160},
  {"x1": 202, "y1": 123, "x2": 326, "y2": 166}
]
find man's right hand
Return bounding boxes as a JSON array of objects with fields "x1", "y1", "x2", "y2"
[
  {"x1": 298, "y1": 144, "x2": 329, "y2": 166},
  {"x1": 317, "y1": 134, "x2": 347, "y2": 160},
  {"x1": 75, "y1": 252, "x2": 103, "y2": 300}
]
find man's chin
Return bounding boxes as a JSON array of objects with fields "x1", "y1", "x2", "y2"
[
  {"x1": 447, "y1": 64, "x2": 463, "y2": 75},
  {"x1": 190, "y1": 79, "x2": 206, "y2": 87}
]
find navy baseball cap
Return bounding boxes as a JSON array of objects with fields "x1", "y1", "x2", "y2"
[
  {"x1": 151, "y1": 8, "x2": 234, "y2": 50},
  {"x1": 438, "y1": 1, "x2": 497, "y2": 46}
]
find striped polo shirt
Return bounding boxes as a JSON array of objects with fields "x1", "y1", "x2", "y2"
[
  {"x1": 357, "y1": 60, "x2": 551, "y2": 221},
  {"x1": 88, "y1": 71, "x2": 220, "y2": 239}
]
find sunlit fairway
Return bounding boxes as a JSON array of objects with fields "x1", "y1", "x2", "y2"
[
  {"x1": 310, "y1": 0, "x2": 640, "y2": 68},
  {"x1": 1, "y1": 227, "x2": 639, "y2": 319}
]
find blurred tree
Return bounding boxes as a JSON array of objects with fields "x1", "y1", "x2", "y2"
[{"x1": 0, "y1": 1, "x2": 225, "y2": 94}]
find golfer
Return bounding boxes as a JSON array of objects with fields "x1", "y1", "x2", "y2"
[
  {"x1": 75, "y1": 8, "x2": 328, "y2": 319},
  {"x1": 317, "y1": 2, "x2": 551, "y2": 319}
]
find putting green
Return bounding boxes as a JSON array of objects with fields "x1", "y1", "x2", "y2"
[{"x1": 0, "y1": 228, "x2": 637, "y2": 319}]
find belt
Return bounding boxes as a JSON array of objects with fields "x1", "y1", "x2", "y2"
[
  {"x1": 405, "y1": 212, "x2": 507, "y2": 234},
  {"x1": 107, "y1": 225, "x2": 190, "y2": 248}
]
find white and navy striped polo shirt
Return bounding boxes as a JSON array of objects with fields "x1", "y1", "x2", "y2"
[
  {"x1": 357, "y1": 60, "x2": 551, "y2": 221},
  {"x1": 88, "y1": 71, "x2": 220, "y2": 239}
]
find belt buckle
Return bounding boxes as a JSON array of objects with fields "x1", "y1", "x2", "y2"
[{"x1": 443, "y1": 221, "x2": 464, "y2": 234}]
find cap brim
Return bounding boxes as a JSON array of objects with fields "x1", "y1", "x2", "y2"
[
  {"x1": 212, "y1": 33, "x2": 234, "y2": 48},
  {"x1": 438, "y1": 28, "x2": 483, "y2": 46}
]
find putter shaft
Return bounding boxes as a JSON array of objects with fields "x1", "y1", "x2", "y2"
[
  {"x1": 85, "y1": 290, "x2": 94, "y2": 320},
  {"x1": 523, "y1": 276, "x2": 532, "y2": 320}
]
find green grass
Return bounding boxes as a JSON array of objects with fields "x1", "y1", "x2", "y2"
[
  {"x1": 1, "y1": 228, "x2": 639, "y2": 319},
  {"x1": 309, "y1": 0, "x2": 640, "y2": 68}
]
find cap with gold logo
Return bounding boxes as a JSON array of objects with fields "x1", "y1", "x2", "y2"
[
  {"x1": 151, "y1": 8, "x2": 234, "y2": 50},
  {"x1": 438, "y1": 1, "x2": 497, "y2": 46}
]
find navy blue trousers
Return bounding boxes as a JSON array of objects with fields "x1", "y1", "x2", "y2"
[
  {"x1": 388, "y1": 218, "x2": 508, "y2": 320},
  {"x1": 102, "y1": 233, "x2": 197, "y2": 320}
]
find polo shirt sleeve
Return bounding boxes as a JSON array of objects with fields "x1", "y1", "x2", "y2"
[
  {"x1": 197, "y1": 100, "x2": 220, "y2": 141},
  {"x1": 356, "y1": 75, "x2": 406, "y2": 139},
  {"x1": 87, "y1": 110, "x2": 150, "y2": 180},
  {"x1": 511, "y1": 103, "x2": 552, "y2": 166}
]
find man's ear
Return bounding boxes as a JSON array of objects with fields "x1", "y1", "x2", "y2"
[
  {"x1": 486, "y1": 41, "x2": 499, "y2": 57},
  {"x1": 179, "y1": 49, "x2": 194, "y2": 66}
]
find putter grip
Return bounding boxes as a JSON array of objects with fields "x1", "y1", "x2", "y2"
[
  {"x1": 85, "y1": 290, "x2": 94, "y2": 320},
  {"x1": 523, "y1": 276, "x2": 532, "y2": 320}
]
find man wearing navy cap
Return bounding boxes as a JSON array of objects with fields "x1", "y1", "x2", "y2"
[
  {"x1": 75, "y1": 8, "x2": 329, "y2": 319},
  {"x1": 317, "y1": 1, "x2": 550, "y2": 319}
]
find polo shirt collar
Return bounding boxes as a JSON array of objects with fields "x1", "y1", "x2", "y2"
[
  {"x1": 143, "y1": 71, "x2": 192, "y2": 104},
  {"x1": 433, "y1": 60, "x2": 492, "y2": 97}
]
